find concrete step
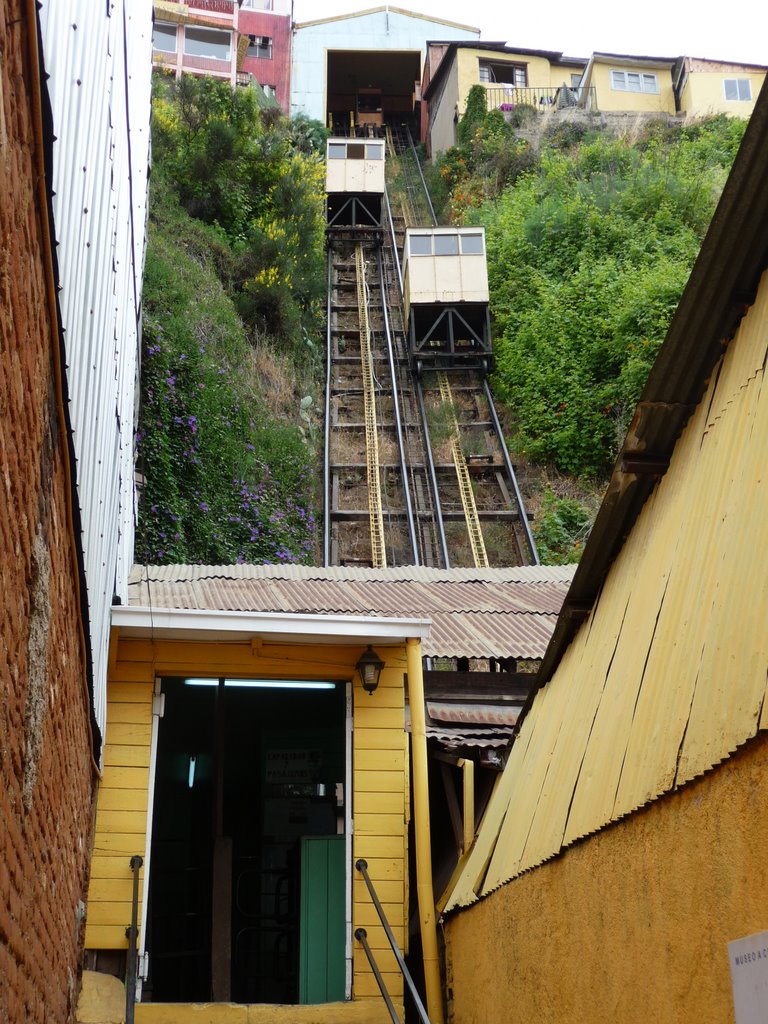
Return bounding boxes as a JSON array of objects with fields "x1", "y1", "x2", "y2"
[{"x1": 135, "y1": 1000, "x2": 400, "y2": 1024}]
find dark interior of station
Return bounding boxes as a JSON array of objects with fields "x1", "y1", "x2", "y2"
[{"x1": 326, "y1": 50, "x2": 421, "y2": 133}]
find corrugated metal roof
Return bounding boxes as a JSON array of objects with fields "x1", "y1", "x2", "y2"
[
  {"x1": 444, "y1": 201, "x2": 768, "y2": 910},
  {"x1": 427, "y1": 703, "x2": 521, "y2": 727},
  {"x1": 126, "y1": 563, "x2": 574, "y2": 660},
  {"x1": 39, "y1": 1, "x2": 152, "y2": 739}
]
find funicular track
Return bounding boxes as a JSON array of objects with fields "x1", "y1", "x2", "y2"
[{"x1": 324, "y1": 128, "x2": 538, "y2": 569}]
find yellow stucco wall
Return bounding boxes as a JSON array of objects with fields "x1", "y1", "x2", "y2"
[
  {"x1": 680, "y1": 71, "x2": 766, "y2": 117},
  {"x1": 591, "y1": 61, "x2": 675, "y2": 113},
  {"x1": 456, "y1": 48, "x2": 553, "y2": 114},
  {"x1": 446, "y1": 730, "x2": 768, "y2": 1024},
  {"x1": 549, "y1": 62, "x2": 584, "y2": 89},
  {"x1": 85, "y1": 635, "x2": 410, "y2": 1004}
]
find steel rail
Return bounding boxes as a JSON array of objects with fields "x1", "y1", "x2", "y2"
[
  {"x1": 377, "y1": 248, "x2": 420, "y2": 565},
  {"x1": 482, "y1": 377, "x2": 539, "y2": 564},
  {"x1": 383, "y1": 183, "x2": 403, "y2": 295},
  {"x1": 405, "y1": 125, "x2": 437, "y2": 227},
  {"x1": 437, "y1": 371, "x2": 489, "y2": 568},
  {"x1": 323, "y1": 248, "x2": 333, "y2": 565},
  {"x1": 415, "y1": 377, "x2": 450, "y2": 568},
  {"x1": 355, "y1": 860, "x2": 432, "y2": 1024},
  {"x1": 356, "y1": 244, "x2": 388, "y2": 567}
]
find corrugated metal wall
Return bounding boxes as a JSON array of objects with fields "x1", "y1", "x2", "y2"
[
  {"x1": 446, "y1": 271, "x2": 768, "y2": 910},
  {"x1": 38, "y1": 1, "x2": 153, "y2": 738}
]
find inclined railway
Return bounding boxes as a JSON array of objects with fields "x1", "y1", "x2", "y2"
[{"x1": 323, "y1": 128, "x2": 538, "y2": 570}]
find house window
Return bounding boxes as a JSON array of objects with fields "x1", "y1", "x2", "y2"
[
  {"x1": 479, "y1": 61, "x2": 527, "y2": 88},
  {"x1": 247, "y1": 35, "x2": 272, "y2": 60},
  {"x1": 460, "y1": 233, "x2": 484, "y2": 255},
  {"x1": 724, "y1": 78, "x2": 752, "y2": 101},
  {"x1": 610, "y1": 70, "x2": 659, "y2": 94},
  {"x1": 183, "y1": 27, "x2": 231, "y2": 61},
  {"x1": 153, "y1": 22, "x2": 177, "y2": 53},
  {"x1": 570, "y1": 73, "x2": 582, "y2": 88},
  {"x1": 241, "y1": 0, "x2": 274, "y2": 8},
  {"x1": 434, "y1": 234, "x2": 459, "y2": 256},
  {"x1": 409, "y1": 234, "x2": 432, "y2": 256}
]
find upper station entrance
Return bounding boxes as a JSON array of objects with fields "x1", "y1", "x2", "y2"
[{"x1": 326, "y1": 49, "x2": 421, "y2": 133}]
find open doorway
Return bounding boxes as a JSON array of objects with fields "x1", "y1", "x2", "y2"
[
  {"x1": 144, "y1": 677, "x2": 348, "y2": 1004},
  {"x1": 326, "y1": 49, "x2": 421, "y2": 133}
]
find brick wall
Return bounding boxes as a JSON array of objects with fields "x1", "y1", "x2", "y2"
[{"x1": 0, "y1": 4, "x2": 97, "y2": 1022}]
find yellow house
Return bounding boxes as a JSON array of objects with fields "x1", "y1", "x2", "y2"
[
  {"x1": 442, "y1": 79, "x2": 768, "y2": 1024},
  {"x1": 80, "y1": 563, "x2": 572, "y2": 1023},
  {"x1": 579, "y1": 51, "x2": 677, "y2": 114},
  {"x1": 674, "y1": 55, "x2": 768, "y2": 117},
  {"x1": 422, "y1": 42, "x2": 587, "y2": 155}
]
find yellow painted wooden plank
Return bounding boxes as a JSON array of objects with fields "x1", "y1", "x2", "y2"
[
  {"x1": 354, "y1": 748, "x2": 405, "y2": 771},
  {"x1": 354, "y1": 770, "x2": 403, "y2": 793},
  {"x1": 353, "y1": 857, "x2": 403, "y2": 881},
  {"x1": 111, "y1": 661, "x2": 156, "y2": 683},
  {"x1": 91, "y1": 833, "x2": 148, "y2": 856},
  {"x1": 353, "y1": 812, "x2": 404, "y2": 836},
  {"x1": 103, "y1": 744, "x2": 151, "y2": 768},
  {"x1": 354, "y1": 729, "x2": 408, "y2": 750},
  {"x1": 95, "y1": 809, "x2": 149, "y2": 836},
  {"x1": 354, "y1": 791, "x2": 403, "y2": 815},
  {"x1": 354, "y1": 903, "x2": 403, "y2": 928},
  {"x1": 352, "y1": 922, "x2": 405, "y2": 948},
  {"x1": 100, "y1": 765, "x2": 150, "y2": 790},
  {"x1": 353, "y1": 947, "x2": 400, "y2": 974},
  {"x1": 353, "y1": 690, "x2": 404, "y2": 709},
  {"x1": 107, "y1": 701, "x2": 152, "y2": 725},
  {"x1": 353, "y1": 707, "x2": 405, "y2": 730},
  {"x1": 353, "y1": 835, "x2": 404, "y2": 859},
  {"x1": 90, "y1": 856, "x2": 145, "y2": 880},
  {"x1": 88, "y1": 877, "x2": 137, "y2": 903},
  {"x1": 354, "y1": 973, "x2": 403, "y2": 999},
  {"x1": 107, "y1": 681, "x2": 154, "y2": 704},
  {"x1": 95, "y1": 788, "x2": 148, "y2": 813},
  {"x1": 353, "y1": 879, "x2": 403, "y2": 904},
  {"x1": 86, "y1": 901, "x2": 137, "y2": 927},
  {"x1": 104, "y1": 722, "x2": 152, "y2": 747},
  {"x1": 84, "y1": 923, "x2": 129, "y2": 950}
]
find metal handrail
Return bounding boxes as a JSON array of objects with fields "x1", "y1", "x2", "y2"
[
  {"x1": 405, "y1": 126, "x2": 437, "y2": 227},
  {"x1": 355, "y1": 858, "x2": 432, "y2": 1024},
  {"x1": 125, "y1": 854, "x2": 143, "y2": 1024},
  {"x1": 355, "y1": 928, "x2": 401, "y2": 1024}
]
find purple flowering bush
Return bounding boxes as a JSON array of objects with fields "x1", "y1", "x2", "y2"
[{"x1": 136, "y1": 205, "x2": 317, "y2": 566}]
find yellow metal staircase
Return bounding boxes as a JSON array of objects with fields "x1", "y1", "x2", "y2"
[{"x1": 437, "y1": 372, "x2": 489, "y2": 568}]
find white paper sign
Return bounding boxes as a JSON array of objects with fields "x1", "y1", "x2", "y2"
[{"x1": 729, "y1": 930, "x2": 768, "y2": 1023}]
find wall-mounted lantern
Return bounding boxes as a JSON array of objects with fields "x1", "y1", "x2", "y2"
[{"x1": 356, "y1": 645, "x2": 385, "y2": 695}]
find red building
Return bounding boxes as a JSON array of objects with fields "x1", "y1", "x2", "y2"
[{"x1": 153, "y1": 0, "x2": 292, "y2": 113}]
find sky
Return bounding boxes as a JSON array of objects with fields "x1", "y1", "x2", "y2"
[{"x1": 291, "y1": 0, "x2": 768, "y2": 67}]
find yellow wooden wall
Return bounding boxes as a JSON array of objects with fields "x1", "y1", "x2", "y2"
[
  {"x1": 447, "y1": 269, "x2": 768, "y2": 910},
  {"x1": 85, "y1": 636, "x2": 410, "y2": 1004}
]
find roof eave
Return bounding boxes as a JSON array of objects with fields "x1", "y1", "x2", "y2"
[{"x1": 112, "y1": 604, "x2": 432, "y2": 644}]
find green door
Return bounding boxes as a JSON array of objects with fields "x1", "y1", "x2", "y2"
[{"x1": 299, "y1": 836, "x2": 346, "y2": 1003}]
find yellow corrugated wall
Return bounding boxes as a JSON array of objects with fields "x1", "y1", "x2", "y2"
[
  {"x1": 85, "y1": 637, "x2": 410, "y2": 1003},
  {"x1": 447, "y1": 269, "x2": 768, "y2": 909}
]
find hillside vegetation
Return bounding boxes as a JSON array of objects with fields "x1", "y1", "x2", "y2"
[
  {"x1": 427, "y1": 90, "x2": 746, "y2": 559},
  {"x1": 137, "y1": 77, "x2": 746, "y2": 567},
  {"x1": 136, "y1": 76, "x2": 327, "y2": 565}
]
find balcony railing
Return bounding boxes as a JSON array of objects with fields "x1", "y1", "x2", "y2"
[
  {"x1": 159, "y1": 0, "x2": 236, "y2": 12},
  {"x1": 483, "y1": 85, "x2": 597, "y2": 112}
]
